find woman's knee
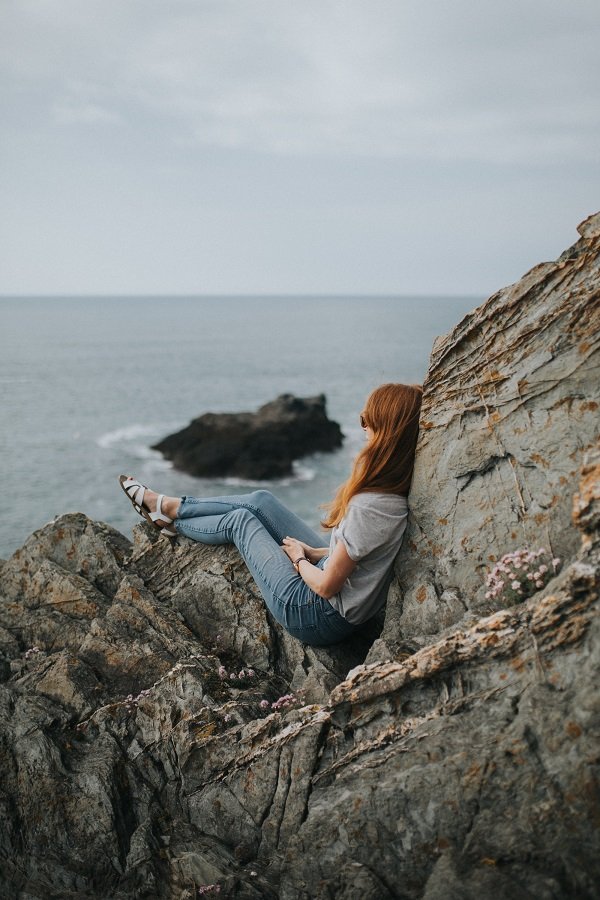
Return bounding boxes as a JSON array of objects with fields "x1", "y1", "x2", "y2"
[
  {"x1": 249, "y1": 489, "x2": 275, "y2": 509},
  {"x1": 227, "y1": 506, "x2": 256, "y2": 526}
]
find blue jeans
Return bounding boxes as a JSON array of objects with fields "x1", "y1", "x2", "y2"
[{"x1": 174, "y1": 489, "x2": 358, "y2": 646}]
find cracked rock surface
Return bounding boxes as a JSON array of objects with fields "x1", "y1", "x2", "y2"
[
  {"x1": 0, "y1": 214, "x2": 598, "y2": 899},
  {"x1": 372, "y1": 211, "x2": 600, "y2": 655}
]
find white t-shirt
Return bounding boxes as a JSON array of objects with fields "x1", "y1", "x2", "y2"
[{"x1": 324, "y1": 492, "x2": 409, "y2": 624}]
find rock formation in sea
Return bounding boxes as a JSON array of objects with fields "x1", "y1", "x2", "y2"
[
  {"x1": 0, "y1": 213, "x2": 598, "y2": 899},
  {"x1": 152, "y1": 393, "x2": 344, "y2": 480}
]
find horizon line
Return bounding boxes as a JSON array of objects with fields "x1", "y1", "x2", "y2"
[{"x1": 0, "y1": 291, "x2": 485, "y2": 300}]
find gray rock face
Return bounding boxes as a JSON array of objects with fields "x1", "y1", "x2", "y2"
[
  {"x1": 0, "y1": 214, "x2": 598, "y2": 899},
  {"x1": 373, "y1": 211, "x2": 600, "y2": 655},
  {"x1": 152, "y1": 393, "x2": 344, "y2": 480}
]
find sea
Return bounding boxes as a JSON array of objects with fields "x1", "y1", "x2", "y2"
[{"x1": 0, "y1": 295, "x2": 480, "y2": 560}]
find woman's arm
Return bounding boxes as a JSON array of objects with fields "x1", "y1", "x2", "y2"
[
  {"x1": 282, "y1": 537, "x2": 356, "y2": 601},
  {"x1": 289, "y1": 540, "x2": 329, "y2": 564}
]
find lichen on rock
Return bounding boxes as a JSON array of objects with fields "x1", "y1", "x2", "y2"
[{"x1": 376, "y1": 210, "x2": 600, "y2": 655}]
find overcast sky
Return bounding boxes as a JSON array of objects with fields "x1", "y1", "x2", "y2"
[{"x1": 1, "y1": 0, "x2": 598, "y2": 296}]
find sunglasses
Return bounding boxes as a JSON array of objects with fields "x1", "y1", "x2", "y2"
[{"x1": 360, "y1": 413, "x2": 368, "y2": 429}]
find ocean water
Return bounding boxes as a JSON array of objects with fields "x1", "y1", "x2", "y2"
[{"x1": 0, "y1": 295, "x2": 480, "y2": 559}]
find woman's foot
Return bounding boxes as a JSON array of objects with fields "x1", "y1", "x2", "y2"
[
  {"x1": 118, "y1": 476, "x2": 181, "y2": 532},
  {"x1": 140, "y1": 487, "x2": 181, "y2": 525}
]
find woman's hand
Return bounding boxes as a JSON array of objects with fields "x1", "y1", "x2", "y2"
[
  {"x1": 282, "y1": 537, "x2": 357, "y2": 599},
  {"x1": 281, "y1": 538, "x2": 329, "y2": 565},
  {"x1": 281, "y1": 537, "x2": 308, "y2": 564}
]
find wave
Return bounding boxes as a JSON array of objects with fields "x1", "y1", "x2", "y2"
[
  {"x1": 96, "y1": 423, "x2": 162, "y2": 449},
  {"x1": 222, "y1": 460, "x2": 317, "y2": 489},
  {"x1": 96, "y1": 423, "x2": 180, "y2": 466},
  {"x1": 292, "y1": 462, "x2": 317, "y2": 482}
]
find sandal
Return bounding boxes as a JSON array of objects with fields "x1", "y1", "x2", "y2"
[{"x1": 119, "y1": 475, "x2": 178, "y2": 546}]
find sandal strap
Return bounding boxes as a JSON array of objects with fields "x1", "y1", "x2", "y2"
[
  {"x1": 123, "y1": 478, "x2": 146, "y2": 511},
  {"x1": 149, "y1": 494, "x2": 173, "y2": 525},
  {"x1": 120, "y1": 476, "x2": 177, "y2": 544}
]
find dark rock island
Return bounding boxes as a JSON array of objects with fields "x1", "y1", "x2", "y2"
[
  {"x1": 0, "y1": 213, "x2": 599, "y2": 898},
  {"x1": 152, "y1": 393, "x2": 344, "y2": 480}
]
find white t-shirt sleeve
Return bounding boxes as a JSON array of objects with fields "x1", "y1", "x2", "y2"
[
  {"x1": 338, "y1": 501, "x2": 398, "y2": 561},
  {"x1": 327, "y1": 492, "x2": 409, "y2": 624}
]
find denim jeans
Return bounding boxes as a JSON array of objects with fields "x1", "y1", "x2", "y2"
[{"x1": 174, "y1": 489, "x2": 358, "y2": 646}]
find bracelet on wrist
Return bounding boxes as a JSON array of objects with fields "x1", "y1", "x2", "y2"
[{"x1": 293, "y1": 556, "x2": 308, "y2": 571}]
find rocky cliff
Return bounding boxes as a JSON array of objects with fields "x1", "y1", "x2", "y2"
[
  {"x1": 372, "y1": 211, "x2": 600, "y2": 656},
  {"x1": 0, "y1": 214, "x2": 598, "y2": 899}
]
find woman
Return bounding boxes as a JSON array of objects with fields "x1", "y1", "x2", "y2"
[{"x1": 119, "y1": 383, "x2": 422, "y2": 647}]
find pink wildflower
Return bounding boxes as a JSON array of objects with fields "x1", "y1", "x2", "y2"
[{"x1": 271, "y1": 693, "x2": 296, "y2": 710}]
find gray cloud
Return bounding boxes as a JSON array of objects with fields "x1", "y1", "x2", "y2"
[
  {"x1": 0, "y1": 0, "x2": 598, "y2": 294},
  {"x1": 3, "y1": 0, "x2": 599, "y2": 160}
]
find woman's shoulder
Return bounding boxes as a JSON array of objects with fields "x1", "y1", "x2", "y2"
[{"x1": 349, "y1": 491, "x2": 408, "y2": 513}]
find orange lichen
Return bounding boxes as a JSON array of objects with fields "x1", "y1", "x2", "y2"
[
  {"x1": 464, "y1": 762, "x2": 481, "y2": 782},
  {"x1": 416, "y1": 586, "x2": 428, "y2": 604},
  {"x1": 481, "y1": 633, "x2": 500, "y2": 647},
  {"x1": 565, "y1": 721, "x2": 583, "y2": 739},
  {"x1": 530, "y1": 453, "x2": 549, "y2": 468}
]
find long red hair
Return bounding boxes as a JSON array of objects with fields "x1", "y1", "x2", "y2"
[{"x1": 322, "y1": 383, "x2": 422, "y2": 528}]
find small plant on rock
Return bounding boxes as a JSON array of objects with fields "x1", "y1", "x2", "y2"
[
  {"x1": 259, "y1": 693, "x2": 299, "y2": 713},
  {"x1": 271, "y1": 693, "x2": 297, "y2": 710},
  {"x1": 485, "y1": 547, "x2": 561, "y2": 605},
  {"x1": 218, "y1": 665, "x2": 256, "y2": 687}
]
